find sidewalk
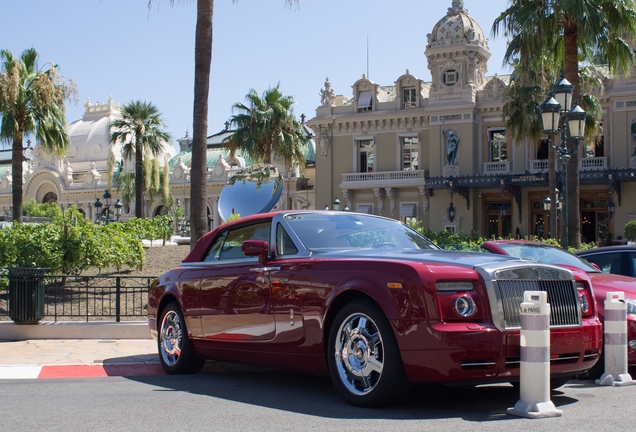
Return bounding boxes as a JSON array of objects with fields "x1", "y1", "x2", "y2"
[{"x1": 0, "y1": 339, "x2": 163, "y2": 379}]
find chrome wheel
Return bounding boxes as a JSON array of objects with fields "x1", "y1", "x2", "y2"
[
  {"x1": 334, "y1": 312, "x2": 384, "y2": 395},
  {"x1": 157, "y1": 302, "x2": 205, "y2": 374},
  {"x1": 160, "y1": 309, "x2": 183, "y2": 367}
]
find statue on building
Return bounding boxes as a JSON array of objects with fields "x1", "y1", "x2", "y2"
[
  {"x1": 85, "y1": 161, "x2": 101, "y2": 186},
  {"x1": 319, "y1": 126, "x2": 330, "y2": 161},
  {"x1": 442, "y1": 122, "x2": 459, "y2": 166},
  {"x1": 320, "y1": 78, "x2": 336, "y2": 107}
]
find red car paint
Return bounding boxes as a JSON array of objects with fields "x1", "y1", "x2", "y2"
[
  {"x1": 482, "y1": 240, "x2": 636, "y2": 366},
  {"x1": 148, "y1": 212, "x2": 602, "y2": 385}
]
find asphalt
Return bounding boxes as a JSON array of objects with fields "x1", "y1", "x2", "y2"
[{"x1": 0, "y1": 338, "x2": 163, "y2": 379}]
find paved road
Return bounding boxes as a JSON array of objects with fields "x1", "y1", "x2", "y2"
[{"x1": 3, "y1": 365, "x2": 636, "y2": 432}]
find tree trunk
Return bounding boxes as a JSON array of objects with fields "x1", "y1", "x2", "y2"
[
  {"x1": 11, "y1": 131, "x2": 24, "y2": 223},
  {"x1": 190, "y1": 0, "x2": 214, "y2": 249},
  {"x1": 564, "y1": 26, "x2": 581, "y2": 249},
  {"x1": 135, "y1": 141, "x2": 144, "y2": 218}
]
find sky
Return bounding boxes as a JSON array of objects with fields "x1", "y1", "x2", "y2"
[{"x1": 0, "y1": 0, "x2": 511, "y2": 154}]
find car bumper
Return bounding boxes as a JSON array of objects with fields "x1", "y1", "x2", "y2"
[{"x1": 395, "y1": 319, "x2": 603, "y2": 383}]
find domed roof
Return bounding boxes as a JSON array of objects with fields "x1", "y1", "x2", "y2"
[
  {"x1": 66, "y1": 97, "x2": 123, "y2": 169},
  {"x1": 428, "y1": 1, "x2": 487, "y2": 48}
]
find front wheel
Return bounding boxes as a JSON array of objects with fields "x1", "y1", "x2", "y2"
[
  {"x1": 158, "y1": 301, "x2": 205, "y2": 374},
  {"x1": 327, "y1": 299, "x2": 409, "y2": 407}
]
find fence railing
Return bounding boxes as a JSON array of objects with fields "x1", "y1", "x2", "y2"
[{"x1": 0, "y1": 274, "x2": 157, "y2": 322}]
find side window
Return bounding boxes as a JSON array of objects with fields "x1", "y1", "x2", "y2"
[
  {"x1": 208, "y1": 222, "x2": 271, "y2": 262},
  {"x1": 276, "y1": 223, "x2": 298, "y2": 256},
  {"x1": 204, "y1": 231, "x2": 228, "y2": 262},
  {"x1": 583, "y1": 252, "x2": 621, "y2": 274},
  {"x1": 630, "y1": 253, "x2": 636, "y2": 277}
]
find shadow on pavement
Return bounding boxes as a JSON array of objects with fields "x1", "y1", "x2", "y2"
[{"x1": 124, "y1": 360, "x2": 582, "y2": 422}]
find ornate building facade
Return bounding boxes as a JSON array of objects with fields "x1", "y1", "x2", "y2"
[
  {"x1": 0, "y1": 98, "x2": 316, "y2": 230},
  {"x1": 307, "y1": 0, "x2": 636, "y2": 244}
]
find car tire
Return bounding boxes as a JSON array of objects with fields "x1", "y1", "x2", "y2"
[
  {"x1": 550, "y1": 375, "x2": 572, "y2": 390},
  {"x1": 327, "y1": 299, "x2": 410, "y2": 407},
  {"x1": 158, "y1": 301, "x2": 205, "y2": 374},
  {"x1": 510, "y1": 375, "x2": 572, "y2": 391}
]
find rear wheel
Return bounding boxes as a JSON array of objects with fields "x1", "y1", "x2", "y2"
[
  {"x1": 327, "y1": 299, "x2": 409, "y2": 407},
  {"x1": 158, "y1": 301, "x2": 205, "y2": 374}
]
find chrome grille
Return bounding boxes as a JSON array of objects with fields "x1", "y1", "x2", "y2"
[{"x1": 497, "y1": 279, "x2": 580, "y2": 328}]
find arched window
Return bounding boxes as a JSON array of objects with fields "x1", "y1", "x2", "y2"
[{"x1": 42, "y1": 192, "x2": 58, "y2": 203}]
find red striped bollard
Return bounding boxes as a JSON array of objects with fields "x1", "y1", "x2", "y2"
[
  {"x1": 508, "y1": 291, "x2": 562, "y2": 418},
  {"x1": 596, "y1": 291, "x2": 635, "y2": 387}
]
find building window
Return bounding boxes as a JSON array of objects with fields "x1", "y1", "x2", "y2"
[
  {"x1": 357, "y1": 91, "x2": 372, "y2": 112},
  {"x1": 356, "y1": 204, "x2": 373, "y2": 214},
  {"x1": 537, "y1": 138, "x2": 549, "y2": 160},
  {"x1": 488, "y1": 129, "x2": 507, "y2": 162},
  {"x1": 586, "y1": 121, "x2": 604, "y2": 157},
  {"x1": 403, "y1": 88, "x2": 416, "y2": 108},
  {"x1": 443, "y1": 69, "x2": 459, "y2": 86},
  {"x1": 358, "y1": 140, "x2": 374, "y2": 172},
  {"x1": 401, "y1": 137, "x2": 419, "y2": 171},
  {"x1": 400, "y1": 203, "x2": 417, "y2": 223}
]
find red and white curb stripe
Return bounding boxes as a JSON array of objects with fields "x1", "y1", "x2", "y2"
[{"x1": 0, "y1": 363, "x2": 165, "y2": 380}]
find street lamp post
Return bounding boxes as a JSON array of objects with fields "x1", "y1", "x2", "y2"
[
  {"x1": 94, "y1": 190, "x2": 122, "y2": 224},
  {"x1": 539, "y1": 74, "x2": 586, "y2": 250}
]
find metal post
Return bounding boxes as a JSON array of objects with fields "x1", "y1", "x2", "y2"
[
  {"x1": 115, "y1": 277, "x2": 121, "y2": 322},
  {"x1": 561, "y1": 153, "x2": 569, "y2": 250}
]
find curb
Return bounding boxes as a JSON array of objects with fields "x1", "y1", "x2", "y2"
[
  {"x1": 0, "y1": 321, "x2": 152, "y2": 340},
  {"x1": 0, "y1": 363, "x2": 165, "y2": 380}
]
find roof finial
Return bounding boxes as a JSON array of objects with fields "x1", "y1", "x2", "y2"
[{"x1": 449, "y1": 0, "x2": 465, "y2": 14}]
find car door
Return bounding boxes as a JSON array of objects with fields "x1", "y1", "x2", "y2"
[{"x1": 198, "y1": 221, "x2": 275, "y2": 341}]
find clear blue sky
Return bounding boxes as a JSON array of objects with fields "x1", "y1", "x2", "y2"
[{"x1": 0, "y1": 0, "x2": 511, "y2": 154}]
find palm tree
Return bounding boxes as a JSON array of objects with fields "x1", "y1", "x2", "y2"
[
  {"x1": 224, "y1": 85, "x2": 310, "y2": 174},
  {"x1": 493, "y1": 0, "x2": 636, "y2": 248},
  {"x1": 148, "y1": 0, "x2": 300, "y2": 248},
  {"x1": 110, "y1": 100, "x2": 171, "y2": 218},
  {"x1": 112, "y1": 155, "x2": 173, "y2": 213},
  {"x1": 0, "y1": 48, "x2": 77, "y2": 223}
]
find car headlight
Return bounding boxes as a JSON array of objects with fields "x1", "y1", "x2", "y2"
[
  {"x1": 455, "y1": 295, "x2": 477, "y2": 317},
  {"x1": 626, "y1": 299, "x2": 636, "y2": 315}
]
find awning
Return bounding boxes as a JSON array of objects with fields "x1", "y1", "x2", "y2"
[
  {"x1": 357, "y1": 91, "x2": 372, "y2": 109},
  {"x1": 400, "y1": 203, "x2": 416, "y2": 218},
  {"x1": 356, "y1": 204, "x2": 372, "y2": 214}
]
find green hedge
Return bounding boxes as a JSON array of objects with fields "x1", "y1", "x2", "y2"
[
  {"x1": 625, "y1": 220, "x2": 636, "y2": 241},
  {"x1": 0, "y1": 214, "x2": 173, "y2": 281}
]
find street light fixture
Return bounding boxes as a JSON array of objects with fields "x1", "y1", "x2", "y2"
[
  {"x1": 608, "y1": 199, "x2": 616, "y2": 218},
  {"x1": 539, "y1": 73, "x2": 586, "y2": 250},
  {"x1": 94, "y1": 190, "x2": 121, "y2": 224},
  {"x1": 447, "y1": 202, "x2": 456, "y2": 223},
  {"x1": 333, "y1": 198, "x2": 341, "y2": 211}
]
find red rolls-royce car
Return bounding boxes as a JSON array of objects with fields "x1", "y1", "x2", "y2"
[{"x1": 148, "y1": 211, "x2": 602, "y2": 407}]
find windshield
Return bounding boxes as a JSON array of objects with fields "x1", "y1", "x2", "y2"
[
  {"x1": 494, "y1": 243, "x2": 600, "y2": 272},
  {"x1": 285, "y1": 213, "x2": 438, "y2": 251}
]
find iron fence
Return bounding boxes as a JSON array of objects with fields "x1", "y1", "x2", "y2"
[{"x1": 0, "y1": 274, "x2": 157, "y2": 322}]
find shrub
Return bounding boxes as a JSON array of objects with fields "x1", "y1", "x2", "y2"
[{"x1": 625, "y1": 220, "x2": 636, "y2": 241}]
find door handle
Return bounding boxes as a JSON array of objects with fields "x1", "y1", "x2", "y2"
[{"x1": 249, "y1": 266, "x2": 281, "y2": 273}]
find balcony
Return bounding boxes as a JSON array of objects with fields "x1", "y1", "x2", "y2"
[
  {"x1": 529, "y1": 159, "x2": 549, "y2": 173},
  {"x1": 482, "y1": 161, "x2": 510, "y2": 174},
  {"x1": 340, "y1": 170, "x2": 426, "y2": 189},
  {"x1": 579, "y1": 157, "x2": 607, "y2": 171}
]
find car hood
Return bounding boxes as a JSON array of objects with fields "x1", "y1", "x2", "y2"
[
  {"x1": 587, "y1": 272, "x2": 636, "y2": 299},
  {"x1": 312, "y1": 248, "x2": 527, "y2": 269}
]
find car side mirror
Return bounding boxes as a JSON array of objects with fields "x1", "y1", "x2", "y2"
[
  {"x1": 589, "y1": 262, "x2": 601, "y2": 271},
  {"x1": 242, "y1": 240, "x2": 269, "y2": 263}
]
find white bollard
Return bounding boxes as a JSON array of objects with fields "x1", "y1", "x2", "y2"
[
  {"x1": 596, "y1": 291, "x2": 635, "y2": 386},
  {"x1": 508, "y1": 291, "x2": 562, "y2": 418}
]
